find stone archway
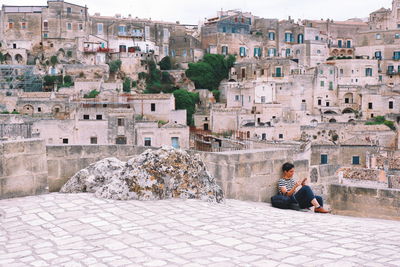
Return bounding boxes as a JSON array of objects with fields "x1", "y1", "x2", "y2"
[
  {"x1": 329, "y1": 118, "x2": 337, "y2": 123},
  {"x1": 15, "y1": 54, "x2": 23, "y2": 64},
  {"x1": 4, "y1": 53, "x2": 12, "y2": 64},
  {"x1": 342, "y1": 108, "x2": 355, "y2": 114},
  {"x1": 331, "y1": 49, "x2": 339, "y2": 56}
]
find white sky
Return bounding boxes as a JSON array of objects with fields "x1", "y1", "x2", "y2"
[{"x1": 4, "y1": 0, "x2": 393, "y2": 25}]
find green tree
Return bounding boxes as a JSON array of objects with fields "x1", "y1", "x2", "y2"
[
  {"x1": 123, "y1": 77, "x2": 131, "y2": 93},
  {"x1": 159, "y1": 56, "x2": 172, "y2": 70},
  {"x1": 173, "y1": 89, "x2": 199, "y2": 125},
  {"x1": 50, "y1": 55, "x2": 58, "y2": 66},
  {"x1": 211, "y1": 90, "x2": 220, "y2": 102},
  {"x1": 83, "y1": 90, "x2": 100, "y2": 98},
  {"x1": 108, "y1": 60, "x2": 122, "y2": 73},
  {"x1": 0, "y1": 52, "x2": 4, "y2": 64},
  {"x1": 185, "y1": 54, "x2": 235, "y2": 90}
]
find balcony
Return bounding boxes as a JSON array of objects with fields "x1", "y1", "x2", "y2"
[
  {"x1": 342, "y1": 103, "x2": 358, "y2": 110},
  {"x1": 83, "y1": 47, "x2": 114, "y2": 53},
  {"x1": 272, "y1": 73, "x2": 284, "y2": 78},
  {"x1": 387, "y1": 70, "x2": 399, "y2": 75}
]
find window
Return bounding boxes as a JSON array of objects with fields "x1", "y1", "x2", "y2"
[
  {"x1": 278, "y1": 134, "x2": 283, "y2": 139},
  {"x1": 97, "y1": 23, "x2": 103, "y2": 34},
  {"x1": 285, "y1": 32, "x2": 293, "y2": 42},
  {"x1": 235, "y1": 95, "x2": 240, "y2": 101},
  {"x1": 352, "y1": 156, "x2": 360, "y2": 165},
  {"x1": 375, "y1": 51, "x2": 382, "y2": 60},
  {"x1": 285, "y1": 48, "x2": 291, "y2": 57},
  {"x1": 346, "y1": 40, "x2": 351, "y2": 48},
  {"x1": 315, "y1": 36, "x2": 319, "y2": 41},
  {"x1": 67, "y1": 7, "x2": 72, "y2": 14},
  {"x1": 151, "y1": 103, "x2": 156, "y2": 112},
  {"x1": 365, "y1": 68, "x2": 373, "y2": 76},
  {"x1": 144, "y1": 137, "x2": 152, "y2": 146},
  {"x1": 67, "y1": 23, "x2": 72, "y2": 30},
  {"x1": 221, "y1": 46, "x2": 228, "y2": 55},
  {"x1": 182, "y1": 49, "x2": 187, "y2": 57},
  {"x1": 239, "y1": 47, "x2": 246, "y2": 57},
  {"x1": 340, "y1": 69, "x2": 344, "y2": 75},
  {"x1": 318, "y1": 99, "x2": 322, "y2": 105},
  {"x1": 118, "y1": 25, "x2": 126, "y2": 34},
  {"x1": 96, "y1": 114, "x2": 102, "y2": 120},
  {"x1": 222, "y1": 26, "x2": 226, "y2": 33},
  {"x1": 83, "y1": 114, "x2": 89, "y2": 120},
  {"x1": 261, "y1": 96, "x2": 265, "y2": 103},
  {"x1": 338, "y1": 40, "x2": 343, "y2": 48},
  {"x1": 297, "y1": 34, "x2": 304, "y2": 44},
  {"x1": 389, "y1": 101, "x2": 394, "y2": 109},
  {"x1": 171, "y1": 137, "x2": 180, "y2": 149},
  {"x1": 379, "y1": 75, "x2": 383, "y2": 82},
  {"x1": 376, "y1": 34, "x2": 381, "y2": 40},
  {"x1": 320, "y1": 154, "x2": 328, "y2": 165},
  {"x1": 396, "y1": 33, "x2": 400, "y2": 39},
  {"x1": 43, "y1": 21, "x2": 48, "y2": 31},
  {"x1": 345, "y1": 98, "x2": 349, "y2": 104},
  {"x1": 320, "y1": 81, "x2": 325, "y2": 87},
  {"x1": 329, "y1": 82, "x2": 333, "y2": 90},
  {"x1": 268, "y1": 32, "x2": 275, "y2": 41},
  {"x1": 326, "y1": 102, "x2": 330, "y2": 107},
  {"x1": 388, "y1": 65, "x2": 395, "y2": 74},
  {"x1": 118, "y1": 118, "x2": 125, "y2": 126},
  {"x1": 38, "y1": 107, "x2": 42, "y2": 112},
  {"x1": 317, "y1": 50, "x2": 321, "y2": 54},
  {"x1": 21, "y1": 22, "x2": 27, "y2": 29},
  {"x1": 62, "y1": 138, "x2": 69, "y2": 144},
  {"x1": 254, "y1": 47, "x2": 261, "y2": 57},
  {"x1": 90, "y1": 137, "x2": 97, "y2": 144},
  {"x1": 78, "y1": 24, "x2": 83, "y2": 31},
  {"x1": 116, "y1": 136, "x2": 127, "y2": 144},
  {"x1": 368, "y1": 102, "x2": 373, "y2": 109},
  {"x1": 393, "y1": 51, "x2": 400, "y2": 60},
  {"x1": 262, "y1": 133, "x2": 266, "y2": 140},
  {"x1": 268, "y1": 48, "x2": 276, "y2": 57}
]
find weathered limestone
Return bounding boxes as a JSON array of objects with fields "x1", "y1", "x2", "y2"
[
  {"x1": 329, "y1": 184, "x2": 400, "y2": 220},
  {"x1": 60, "y1": 147, "x2": 224, "y2": 203},
  {"x1": 0, "y1": 139, "x2": 48, "y2": 199}
]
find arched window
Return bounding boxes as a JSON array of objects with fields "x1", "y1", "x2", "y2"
[{"x1": 297, "y1": 34, "x2": 304, "y2": 44}]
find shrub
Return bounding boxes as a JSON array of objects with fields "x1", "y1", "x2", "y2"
[
  {"x1": 138, "y1": 72, "x2": 148, "y2": 80},
  {"x1": 1, "y1": 111, "x2": 10, "y2": 114},
  {"x1": 159, "y1": 56, "x2": 172, "y2": 70},
  {"x1": 11, "y1": 111, "x2": 20, "y2": 114},
  {"x1": 108, "y1": 59, "x2": 122, "y2": 73},
  {"x1": 83, "y1": 89, "x2": 100, "y2": 98},
  {"x1": 67, "y1": 50, "x2": 73, "y2": 58},
  {"x1": 131, "y1": 80, "x2": 137, "y2": 88},
  {"x1": 50, "y1": 55, "x2": 58, "y2": 66},
  {"x1": 63, "y1": 75, "x2": 72, "y2": 84},
  {"x1": 123, "y1": 77, "x2": 131, "y2": 93}
]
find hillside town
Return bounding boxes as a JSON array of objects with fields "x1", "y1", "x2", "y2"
[{"x1": 0, "y1": 0, "x2": 400, "y2": 176}]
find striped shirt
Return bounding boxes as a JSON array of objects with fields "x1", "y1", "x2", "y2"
[{"x1": 278, "y1": 178, "x2": 295, "y2": 195}]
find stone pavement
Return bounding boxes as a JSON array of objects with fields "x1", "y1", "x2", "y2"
[{"x1": 1, "y1": 193, "x2": 400, "y2": 267}]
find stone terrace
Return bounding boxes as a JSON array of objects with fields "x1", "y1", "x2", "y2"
[{"x1": 1, "y1": 193, "x2": 400, "y2": 266}]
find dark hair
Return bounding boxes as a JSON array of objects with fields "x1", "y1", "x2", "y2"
[{"x1": 282, "y1": 162, "x2": 295, "y2": 172}]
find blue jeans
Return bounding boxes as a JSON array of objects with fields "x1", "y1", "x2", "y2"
[{"x1": 292, "y1": 185, "x2": 323, "y2": 209}]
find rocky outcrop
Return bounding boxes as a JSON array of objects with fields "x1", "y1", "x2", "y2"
[{"x1": 60, "y1": 147, "x2": 224, "y2": 203}]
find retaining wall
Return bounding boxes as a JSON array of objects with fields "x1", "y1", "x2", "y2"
[
  {"x1": 329, "y1": 184, "x2": 400, "y2": 221},
  {"x1": 0, "y1": 139, "x2": 48, "y2": 199}
]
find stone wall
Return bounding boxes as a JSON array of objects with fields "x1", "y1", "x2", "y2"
[
  {"x1": 329, "y1": 184, "x2": 400, "y2": 221},
  {"x1": 47, "y1": 145, "x2": 310, "y2": 202},
  {"x1": 196, "y1": 148, "x2": 309, "y2": 202},
  {"x1": 0, "y1": 139, "x2": 48, "y2": 199},
  {"x1": 46, "y1": 145, "x2": 151, "y2": 192}
]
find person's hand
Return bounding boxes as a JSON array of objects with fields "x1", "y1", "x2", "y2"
[
  {"x1": 295, "y1": 180, "x2": 302, "y2": 187},
  {"x1": 301, "y1": 178, "x2": 307, "y2": 186}
]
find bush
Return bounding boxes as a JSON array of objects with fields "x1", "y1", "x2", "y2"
[
  {"x1": 67, "y1": 50, "x2": 73, "y2": 58},
  {"x1": 108, "y1": 60, "x2": 122, "y2": 73},
  {"x1": 138, "y1": 72, "x2": 148, "y2": 80},
  {"x1": 83, "y1": 89, "x2": 100, "y2": 98},
  {"x1": 384, "y1": 120, "x2": 396, "y2": 130},
  {"x1": 159, "y1": 56, "x2": 172, "y2": 70},
  {"x1": 63, "y1": 75, "x2": 72, "y2": 84},
  {"x1": 50, "y1": 55, "x2": 58, "y2": 66},
  {"x1": 212, "y1": 90, "x2": 220, "y2": 102},
  {"x1": 1, "y1": 111, "x2": 10, "y2": 114},
  {"x1": 132, "y1": 80, "x2": 137, "y2": 88},
  {"x1": 365, "y1": 116, "x2": 396, "y2": 130},
  {"x1": 11, "y1": 111, "x2": 20, "y2": 114},
  {"x1": 123, "y1": 77, "x2": 131, "y2": 93},
  {"x1": 161, "y1": 71, "x2": 172, "y2": 83}
]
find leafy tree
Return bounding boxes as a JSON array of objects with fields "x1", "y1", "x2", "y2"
[
  {"x1": 123, "y1": 77, "x2": 131, "y2": 93},
  {"x1": 83, "y1": 89, "x2": 100, "y2": 98},
  {"x1": 185, "y1": 54, "x2": 235, "y2": 90},
  {"x1": 173, "y1": 89, "x2": 199, "y2": 125},
  {"x1": 108, "y1": 60, "x2": 122, "y2": 73},
  {"x1": 63, "y1": 75, "x2": 72, "y2": 84},
  {"x1": 212, "y1": 89, "x2": 220, "y2": 102},
  {"x1": 159, "y1": 56, "x2": 172, "y2": 70},
  {"x1": 161, "y1": 71, "x2": 172, "y2": 83},
  {"x1": 0, "y1": 52, "x2": 4, "y2": 64},
  {"x1": 43, "y1": 75, "x2": 62, "y2": 86},
  {"x1": 50, "y1": 55, "x2": 58, "y2": 66},
  {"x1": 66, "y1": 50, "x2": 73, "y2": 58}
]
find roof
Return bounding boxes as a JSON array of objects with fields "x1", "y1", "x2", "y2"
[
  {"x1": 19, "y1": 92, "x2": 52, "y2": 98},
  {"x1": 161, "y1": 122, "x2": 187, "y2": 128},
  {"x1": 341, "y1": 136, "x2": 376, "y2": 146},
  {"x1": 371, "y1": 7, "x2": 390, "y2": 14}
]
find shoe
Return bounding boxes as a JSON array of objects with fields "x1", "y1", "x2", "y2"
[{"x1": 314, "y1": 207, "x2": 330, "y2": 213}]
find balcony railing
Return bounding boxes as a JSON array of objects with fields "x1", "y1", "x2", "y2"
[
  {"x1": 387, "y1": 70, "x2": 399, "y2": 75},
  {"x1": 84, "y1": 47, "x2": 114, "y2": 53},
  {"x1": 272, "y1": 73, "x2": 284, "y2": 77}
]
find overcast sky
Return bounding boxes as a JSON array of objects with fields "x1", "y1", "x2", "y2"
[{"x1": 5, "y1": 0, "x2": 393, "y2": 25}]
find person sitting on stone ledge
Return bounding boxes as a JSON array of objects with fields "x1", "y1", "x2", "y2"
[{"x1": 279, "y1": 162, "x2": 330, "y2": 213}]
